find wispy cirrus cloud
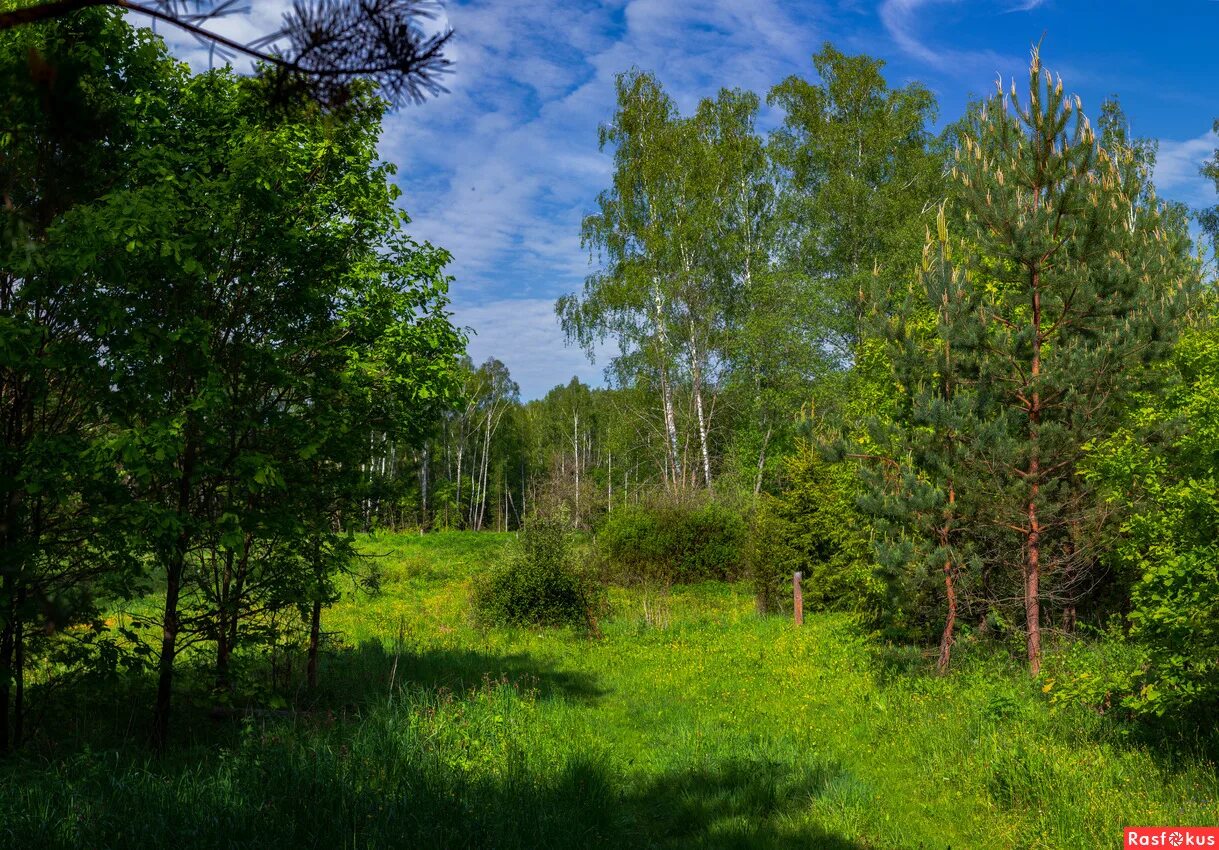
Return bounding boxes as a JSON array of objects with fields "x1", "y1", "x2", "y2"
[
  {"x1": 878, "y1": 0, "x2": 1014, "y2": 73},
  {"x1": 1006, "y1": 0, "x2": 1050, "y2": 11},
  {"x1": 383, "y1": 0, "x2": 823, "y2": 396},
  {"x1": 458, "y1": 297, "x2": 615, "y2": 395},
  {"x1": 139, "y1": 0, "x2": 826, "y2": 398}
]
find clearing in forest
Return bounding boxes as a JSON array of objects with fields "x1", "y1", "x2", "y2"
[{"x1": 3, "y1": 532, "x2": 1217, "y2": 849}]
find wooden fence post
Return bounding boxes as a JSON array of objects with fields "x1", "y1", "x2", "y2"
[{"x1": 793, "y1": 571, "x2": 803, "y2": 626}]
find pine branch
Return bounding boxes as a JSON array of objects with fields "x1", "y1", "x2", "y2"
[{"x1": 0, "y1": 0, "x2": 454, "y2": 107}]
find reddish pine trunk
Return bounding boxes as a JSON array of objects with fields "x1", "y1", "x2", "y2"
[
  {"x1": 937, "y1": 565, "x2": 957, "y2": 675},
  {"x1": 936, "y1": 486, "x2": 957, "y2": 675},
  {"x1": 1026, "y1": 270, "x2": 1043, "y2": 677},
  {"x1": 1025, "y1": 506, "x2": 1042, "y2": 676}
]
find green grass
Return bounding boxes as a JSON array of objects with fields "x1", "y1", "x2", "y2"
[{"x1": 2, "y1": 531, "x2": 1217, "y2": 848}]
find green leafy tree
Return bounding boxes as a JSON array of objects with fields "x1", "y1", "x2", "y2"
[
  {"x1": 752, "y1": 445, "x2": 877, "y2": 616},
  {"x1": 561, "y1": 74, "x2": 781, "y2": 492},
  {"x1": 0, "y1": 8, "x2": 175, "y2": 752},
  {"x1": 768, "y1": 43, "x2": 942, "y2": 354},
  {"x1": 1201, "y1": 119, "x2": 1219, "y2": 263},
  {"x1": 55, "y1": 62, "x2": 461, "y2": 744},
  {"x1": 560, "y1": 71, "x2": 687, "y2": 487},
  {"x1": 0, "y1": 0, "x2": 454, "y2": 110},
  {"x1": 1080, "y1": 305, "x2": 1219, "y2": 718}
]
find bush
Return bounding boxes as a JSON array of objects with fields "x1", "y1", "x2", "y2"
[
  {"x1": 597, "y1": 497, "x2": 747, "y2": 584},
  {"x1": 1077, "y1": 318, "x2": 1219, "y2": 721},
  {"x1": 748, "y1": 446, "x2": 881, "y2": 615},
  {"x1": 472, "y1": 514, "x2": 603, "y2": 631}
]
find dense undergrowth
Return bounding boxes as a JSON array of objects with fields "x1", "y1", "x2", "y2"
[{"x1": 1, "y1": 532, "x2": 1216, "y2": 849}]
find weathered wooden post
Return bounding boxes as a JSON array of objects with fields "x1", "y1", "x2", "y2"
[{"x1": 793, "y1": 571, "x2": 803, "y2": 626}]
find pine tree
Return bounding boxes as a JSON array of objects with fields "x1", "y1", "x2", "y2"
[
  {"x1": 862, "y1": 208, "x2": 977, "y2": 672},
  {"x1": 943, "y1": 48, "x2": 1195, "y2": 675}
]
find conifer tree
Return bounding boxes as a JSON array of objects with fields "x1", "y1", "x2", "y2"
[
  {"x1": 942, "y1": 49, "x2": 1195, "y2": 675},
  {"x1": 862, "y1": 209, "x2": 977, "y2": 672}
]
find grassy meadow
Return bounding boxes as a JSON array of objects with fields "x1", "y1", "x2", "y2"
[{"x1": 2, "y1": 531, "x2": 1217, "y2": 849}]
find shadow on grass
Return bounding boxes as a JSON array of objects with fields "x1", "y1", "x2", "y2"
[
  {"x1": 313, "y1": 639, "x2": 607, "y2": 708},
  {"x1": 13, "y1": 639, "x2": 605, "y2": 759},
  {"x1": 624, "y1": 757, "x2": 868, "y2": 849},
  {"x1": 1, "y1": 745, "x2": 873, "y2": 849}
]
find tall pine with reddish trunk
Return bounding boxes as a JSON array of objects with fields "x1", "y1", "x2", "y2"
[{"x1": 943, "y1": 49, "x2": 1194, "y2": 675}]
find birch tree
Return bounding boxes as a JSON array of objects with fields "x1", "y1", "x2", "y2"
[{"x1": 559, "y1": 71, "x2": 688, "y2": 488}]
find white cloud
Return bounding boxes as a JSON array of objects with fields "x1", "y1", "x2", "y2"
[
  {"x1": 454, "y1": 297, "x2": 613, "y2": 399},
  {"x1": 137, "y1": 0, "x2": 1191, "y2": 401},
  {"x1": 878, "y1": 0, "x2": 1018, "y2": 75},
  {"x1": 1154, "y1": 129, "x2": 1218, "y2": 209},
  {"x1": 382, "y1": 0, "x2": 821, "y2": 396},
  {"x1": 127, "y1": 1, "x2": 296, "y2": 72}
]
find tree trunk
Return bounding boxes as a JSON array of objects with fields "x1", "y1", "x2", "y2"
[
  {"x1": 420, "y1": 444, "x2": 429, "y2": 530},
  {"x1": 652, "y1": 287, "x2": 680, "y2": 487},
  {"x1": 11, "y1": 603, "x2": 20, "y2": 749},
  {"x1": 661, "y1": 370, "x2": 679, "y2": 487},
  {"x1": 454, "y1": 443, "x2": 464, "y2": 527},
  {"x1": 306, "y1": 597, "x2": 321, "y2": 690},
  {"x1": 0, "y1": 593, "x2": 11, "y2": 754},
  {"x1": 690, "y1": 334, "x2": 712, "y2": 489},
  {"x1": 753, "y1": 426, "x2": 772, "y2": 498},
  {"x1": 215, "y1": 623, "x2": 230, "y2": 692},
  {"x1": 153, "y1": 434, "x2": 195, "y2": 751},
  {"x1": 573, "y1": 411, "x2": 580, "y2": 526},
  {"x1": 1025, "y1": 499, "x2": 1042, "y2": 676},
  {"x1": 1026, "y1": 269, "x2": 1043, "y2": 677},
  {"x1": 215, "y1": 549, "x2": 233, "y2": 690},
  {"x1": 936, "y1": 484, "x2": 958, "y2": 674},
  {"x1": 152, "y1": 549, "x2": 184, "y2": 750},
  {"x1": 935, "y1": 560, "x2": 957, "y2": 674},
  {"x1": 477, "y1": 413, "x2": 492, "y2": 530}
]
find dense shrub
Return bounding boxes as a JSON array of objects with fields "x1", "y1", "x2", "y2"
[
  {"x1": 748, "y1": 446, "x2": 881, "y2": 615},
  {"x1": 597, "y1": 498, "x2": 747, "y2": 584},
  {"x1": 1073, "y1": 317, "x2": 1219, "y2": 720},
  {"x1": 473, "y1": 514, "x2": 603, "y2": 630}
]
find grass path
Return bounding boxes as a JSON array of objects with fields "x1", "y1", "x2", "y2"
[{"x1": 2, "y1": 531, "x2": 1216, "y2": 849}]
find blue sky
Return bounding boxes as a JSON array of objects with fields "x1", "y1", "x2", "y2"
[{"x1": 158, "y1": 0, "x2": 1219, "y2": 399}]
